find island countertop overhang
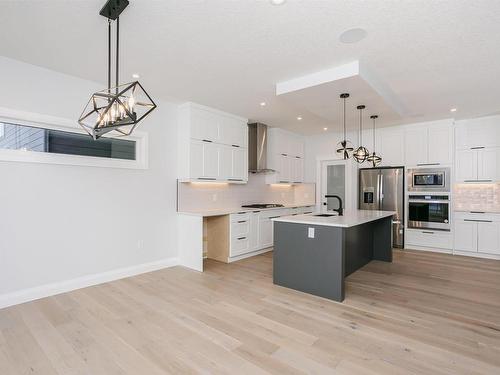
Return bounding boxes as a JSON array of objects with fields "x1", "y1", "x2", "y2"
[{"x1": 272, "y1": 210, "x2": 395, "y2": 228}]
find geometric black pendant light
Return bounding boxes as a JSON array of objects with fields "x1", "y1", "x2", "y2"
[
  {"x1": 366, "y1": 115, "x2": 382, "y2": 167},
  {"x1": 336, "y1": 93, "x2": 354, "y2": 160},
  {"x1": 78, "y1": 0, "x2": 157, "y2": 140},
  {"x1": 353, "y1": 105, "x2": 370, "y2": 163}
]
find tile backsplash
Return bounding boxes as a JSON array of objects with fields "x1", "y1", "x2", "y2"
[
  {"x1": 453, "y1": 183, "x2": 500, "y2": 212},
  {"x1": 178, "y1": 174, "x2": 316, "y2": 212}
]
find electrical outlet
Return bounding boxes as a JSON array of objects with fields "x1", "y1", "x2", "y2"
[
  {"x1": 308, "y1": 227, "x2": 315, "y2": 238},
  {"x1": 137, "y1": 240, "x2": 144, "y2": 249},
  {"x1": 212, "y1": 193, "x2": 217, "y2": 202}
]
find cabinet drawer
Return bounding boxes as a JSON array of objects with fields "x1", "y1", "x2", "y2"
[
  {"x1": 230, "y1": 212, "x2": 250, "y2": 223},
  {"x1": 406, "y1": 230, "x2": 453, "y2": 250},
  {"x1": 231, "y1": 221, "x2": 250, "y2": 238},
  {"x1": 230, "y1": 236, "x2": 250, "y2": 257}
]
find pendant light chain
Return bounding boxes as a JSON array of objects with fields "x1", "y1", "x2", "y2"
[
  {"x1": 107, "y1": 18, "x2": 111, "y2": 92},
  {"x1": 353, "y1": 105, "x2": 369, "y2": 163},
  {"x1": 116, "y1": 16, "x2": 119, "y2": 94}
]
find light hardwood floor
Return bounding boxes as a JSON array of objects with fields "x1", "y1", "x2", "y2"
[{"x1": 1, "y1": 250, "x2": 500, "y2": 374}]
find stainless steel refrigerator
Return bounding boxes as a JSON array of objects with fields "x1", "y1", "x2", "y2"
[{"x1": 359, "y1": 167, "x2": 404, "y2": 248}]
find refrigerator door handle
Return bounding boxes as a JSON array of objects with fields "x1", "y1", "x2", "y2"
[{"x1": 378, "y1": 173, "x2": 384, "y2": 210}]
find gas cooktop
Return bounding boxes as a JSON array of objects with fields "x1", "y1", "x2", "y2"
[{"x1": 241, "y1": 204, "x2": 284, "y2": 209}]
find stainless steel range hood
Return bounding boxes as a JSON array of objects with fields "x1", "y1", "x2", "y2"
[{"x1": 248, "y1": 123, "x2": 275, "y2": 173}]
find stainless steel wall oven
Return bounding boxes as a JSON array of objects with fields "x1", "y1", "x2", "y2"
[{"x1": 408, "y1": 194, "x2": 450, "y2": 231}]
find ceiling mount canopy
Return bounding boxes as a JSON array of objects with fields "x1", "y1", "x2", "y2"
[
  {"x1": 78, "y1": 0, "x2": 157, "y2": 140},
  {"x1": 336, "y1": 93, "x2": 354, "y2": 160}
]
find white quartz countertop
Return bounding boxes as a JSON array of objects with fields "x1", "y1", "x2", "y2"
[
  {"x1": 177, "y1": 204, "x2": 316, "y2": 217},
  {"x1": 272, "y1": 210, "x2": 395, "y2": 228}
]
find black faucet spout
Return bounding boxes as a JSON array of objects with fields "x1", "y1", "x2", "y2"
[{"x1": 324, "y1": 195, "x2": 344, "y2": 216}]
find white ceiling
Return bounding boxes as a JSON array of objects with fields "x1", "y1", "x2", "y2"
[{"x1": 1, "y1": 0, "x2": 499, "y2": 135}]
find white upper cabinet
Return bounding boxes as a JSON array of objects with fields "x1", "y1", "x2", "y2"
[
  {"x1": 454, "y1": 115, "x2": 500, "y2": 183},
  {"x1": 178, "y1": 103, "x2": 248, "y2": 183},
  {"x1": 404, "y1": 127, "x2": 428, "y2": 166},
  {"x1": 266, "y1": 128, "x2": 305, "y2": 184},
  {"x1": 404, "y1": 120, "x2": 453, "y2": 167},
  {"x1": 428, "y1": 124, "x2": 453, "y2": 165},
  {"x1": 455, "y1": 115, "x2": 500, "y2": 150},
  {"x1": 375, "y1": 127, "x2": 405, "y2": 167},
  {"x1": 455, "y1": 149, "x2": 477, "y2": 181},
  {"x1": 191, "y1": 108, "x2": 220, "y2": 142},
  {"x1": 219, "y1": 116, "x2": 247, "y2": 148}
]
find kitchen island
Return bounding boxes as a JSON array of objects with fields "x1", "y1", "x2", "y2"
[{"x1": 272, "y1": 210, "x2": 394, "y2": 302}]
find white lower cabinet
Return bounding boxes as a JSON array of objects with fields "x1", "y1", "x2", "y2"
[
  {"x1": 405, "y1": 229, "x2": 453, "y2": 251},
  {"x1": 454, "y1": 212, "x2": 500, "y2": 256},
  {"x1": 477, "y1": 222, "x2": 500, "y2": 254},
  {"x1": 227, "y1": 206, "x2": 315, "y2": 259},
  {"x1": 454, "y1": 220, "x2": 477, "y2": 252},
  {"x1": 249, "y1": 212, "x2": 260, "y2": 251},
  {"x1": 258, "y1": 217, "x2": 273, "y2": 249}
]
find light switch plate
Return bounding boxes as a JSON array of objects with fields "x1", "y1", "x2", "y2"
[{"x1": 308, "y1": 227, "x2": 315, "y2": 238}]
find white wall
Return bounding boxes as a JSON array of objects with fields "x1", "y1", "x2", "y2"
[{"x1": 0, "y1": 56, "x2": 179, "y2": 306}]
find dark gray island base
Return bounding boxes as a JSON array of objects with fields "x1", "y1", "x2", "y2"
[{"x1": 273, "y1": 212, "x2": 393, "y2": 302}]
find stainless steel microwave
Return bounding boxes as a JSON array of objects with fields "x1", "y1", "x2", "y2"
[{"x1": 407, "y1": 168, "x2": 450, "y2": 192}]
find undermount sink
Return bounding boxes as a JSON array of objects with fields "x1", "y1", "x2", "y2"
[{"x1": 313, "y1": 213, "x2": 338, "y2": 217}]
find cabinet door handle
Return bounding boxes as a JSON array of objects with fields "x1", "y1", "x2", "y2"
[
  {"x1": 417, "y1": 163, "x2": 440, "y2": 166},
  {"x1": 202, "y1": 139, "x2": 213, "y2": 143},
  {"x1": 464, "y1": 179, "x2": 493, "y2": 182},
  {"x1": 237, "y1": 237, "x2": 247, "y2": 240},
  {"x1": 281, "y1": 153, "x2": 288, "y2": 156},
  {"x1": 422, "y1": 231, "x2": 434, "y2": 234},
  {"x1": 470, "y1": 146, "x2": 485, "y2": 149},
  {"x1": 231, "y1": 144, "x2": 240, "y2": 148},
  {"x1": 470, "y1": 211, "x2": 485, "y2": 214},
  {"x1": 295, "y1": 156, "x2": 300, "y2": 159},
  {"x1": 237, "y1": 220, "x2": 247, "y2": 223},
  {"x1": 269, "y1": 216, "x2": 280, "y2": 219},
  {"x1": 197, "y1": 177, "x2": 216, "y2": 180},
  {"x1": 228, "y1": 178, "x2": 243, "y2": 181},
  {"x1": 464, "y1": 219, "x2": 493, "y2": 223},
  {"x1": 279, "y1": 181, "x2": 290, "y2": 183}
]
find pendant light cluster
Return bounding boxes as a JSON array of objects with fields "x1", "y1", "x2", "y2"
[
  {"x1": 335, "y1": 92, "x2": 382, "y2": 167},
  {"x1": 78, "y1": 0, "x2": 157, "y2": 140}
]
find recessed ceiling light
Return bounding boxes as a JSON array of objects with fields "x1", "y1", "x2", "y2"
[
  {"x1": 323, "y1": 127, "x2": 328, "y2": 131},
  {"x1": 450, "y1": 108, "x2": 457, "y2": 112},
  {"x1": 297, "y1": 116, "x2": 303, "y2": 121},
  {"x1": 339, "y1": 28, "x2": 368, "y2": 44},
  {"x1": 132, "y1": 73, "x2": 140, "y2": 79},
  {"x1": 270, "y1": 0, "x2": 286, "y2": 5},
  {"x1": 260, "y1": 102, "x2": 266, "y2": 107}
]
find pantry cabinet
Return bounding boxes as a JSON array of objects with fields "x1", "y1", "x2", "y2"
[{"x1": 178, "y1": 102, "x2": 248, "y2": 183}]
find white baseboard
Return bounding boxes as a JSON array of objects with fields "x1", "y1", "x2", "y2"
[
  {"x1": 453, "y1": 250, "x2": 500, "y2": 260},
  {"x1": 0, "y1": 257, "x2": 179, "y2": 310},
  {"x1": 228, "y1": 247, "x2": 273, "y2": 263},
  {"x1": 404, "y1": 245, "x2": 452, "y2": 254}
]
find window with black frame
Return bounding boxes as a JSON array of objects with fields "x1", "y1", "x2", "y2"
[{"x1": 0, "y1": 121, "x2": 136, "y2": 160}]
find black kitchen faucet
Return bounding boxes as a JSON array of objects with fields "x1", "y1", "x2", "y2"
[{"x1": 324, "y1": 195, "x2": 344, "y2": 216}]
